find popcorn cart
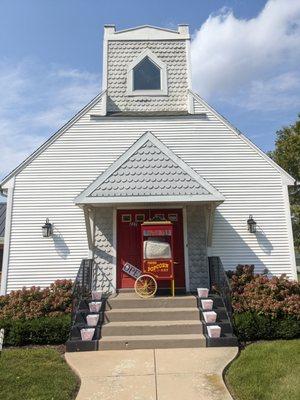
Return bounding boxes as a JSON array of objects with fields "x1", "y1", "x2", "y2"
[{"x1": 134, "y1": 220, "x2": 175, "y2": 298}]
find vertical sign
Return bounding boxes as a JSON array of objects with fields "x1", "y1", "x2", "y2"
[{"x1": 0, "y1": 329, "x2": 4, "y2": 352}]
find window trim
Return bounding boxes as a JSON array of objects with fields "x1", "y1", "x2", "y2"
[{"x1": 126, "y1": 49, "x2": 168, "y2": 96}]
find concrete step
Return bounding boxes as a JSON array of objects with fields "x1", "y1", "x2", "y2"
[
  {"x1": 101, "y1": 320, "x2": 203, "y2": 336},
  {"x1": 105, "y1": 307, "x2": 200, "y2": 322},
  {"x1": 99, "y1": 333, "x2": 206, "y2": 350},
  {"x1": 106, "y1": 295, "x2": 197, "y2": 310}
]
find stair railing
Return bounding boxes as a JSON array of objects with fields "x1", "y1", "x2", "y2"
[
  {"x1": 70, "y1": 258, "x2": 93, "y2": 327},
  {"x1": 208, "y1": 256, "x2": 233, "y2": 323}
]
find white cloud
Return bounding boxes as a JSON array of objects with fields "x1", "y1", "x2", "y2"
[
  {"x1": 191, "y1": 0, "x2": 300, "y2": 109},
  {"x1": 0, "y1": 60, "x2": 100, "y2": 180}
]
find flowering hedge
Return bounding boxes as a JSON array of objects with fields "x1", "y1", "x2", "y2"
[
  {"x1": 228, "y1": 265, "x2": 300, "y2": 319},
  {"x1": 0, "y1": 279, "x2": 73, "y2": 320},
  {"x1": 227, "y1": 265, "x2": 300, "y2": 341}
]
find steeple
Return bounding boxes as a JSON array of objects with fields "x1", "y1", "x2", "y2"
[{"x1": 101, "y1": 25, "x2": 192, "y2": 115}]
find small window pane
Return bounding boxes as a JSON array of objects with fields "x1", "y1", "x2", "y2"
[
  {"x1": 133, "y1": 57, "x2": 161, "y2": 90},
  {"x1": 168, "y1": 214, "x2": 178, "y2": 222},
  {"x1": 122, "y1": 214, "x2": 131, "y2": 222},
  {"x1": 136, "y1": 214, "x2": 145, "y2": 223},
  {"x1": 153, "y1": 214, "x2": 165, "y2": 221}
]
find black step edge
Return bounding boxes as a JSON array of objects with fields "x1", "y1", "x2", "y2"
[
  {"x1": 66, "y1": 339, "x2": 99, "y2": 352},
  {"x1": 205, "y1": 333, "x2": 238, "y2": 347}
]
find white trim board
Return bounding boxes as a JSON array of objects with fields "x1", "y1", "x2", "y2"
[
  {"x1": 74, "y1": 131, "x2": 225, "y2": 205},
  {"x1": 0, "y1": 177, "x2": 15, "y2": 295},
  {"x1": 104, "y1": 24, "x2": 190, "y2": 41}
]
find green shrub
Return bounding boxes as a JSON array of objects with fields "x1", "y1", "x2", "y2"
[
  {"x1": 0, "y1": 315, "x2": 71, "y2": 346},
  {"x1": 233, "y1": 311, "x2": 300, "y2": 341},
  {"x1": 0, "y1": 280, "x2": 73, "y2": 320}
]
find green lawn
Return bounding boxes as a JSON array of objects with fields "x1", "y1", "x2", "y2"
[
  {"x1": 0, "y1": 347, "x2": 79, "y2": 400},
  {"x1": 225, "y1": 340, "x2": 300, "y2": 400}
]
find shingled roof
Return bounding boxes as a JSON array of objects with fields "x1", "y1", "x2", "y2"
[
  {"x1": 75, "y1": 131, "x2": 225, "y2": 204},
  {"x1": 0, "y1": 203, "x2": 6, "y2": 238}
]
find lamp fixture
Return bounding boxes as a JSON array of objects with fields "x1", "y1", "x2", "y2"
[
  {"x1": 247, "y1": 215, "x2": 257, "y2": 233},
  {"x1": 42, "y1": 218, "x2": 53, "y2": 237}
]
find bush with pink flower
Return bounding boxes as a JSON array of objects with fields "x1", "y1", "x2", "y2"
[
  {"x1": 227, "y1": 265, "x2": 300, "y2": 341},
  {"x1": 0, "y1": 279, "x2": 73, "y2": 320}
]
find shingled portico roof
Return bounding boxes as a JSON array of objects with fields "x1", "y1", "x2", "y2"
[{"x1": 75, "y1": 131, "x2": 225, "y2": 205}]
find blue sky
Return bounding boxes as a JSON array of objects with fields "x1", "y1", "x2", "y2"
[{"x1": 0, "y1": 0, "x2": 299, "y2": 180}]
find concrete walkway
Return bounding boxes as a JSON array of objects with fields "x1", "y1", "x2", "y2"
[{"x1": 66, "y1": 347, "x2": 238, "y2": 400}]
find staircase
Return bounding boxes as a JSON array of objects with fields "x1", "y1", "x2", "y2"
[
  {"x1": 66, "y1": 291, "x2": 238, "y2": 352},
  {"x1": 65, "y1": 257, "x2": 238, "y2": 352},
  {"x1": 100, "y1": 293, "x2": 205, "y2": 350}
]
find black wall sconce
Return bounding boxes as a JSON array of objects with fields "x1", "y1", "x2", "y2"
[
  {"x1": 247, "y1": 215, "x2": 257, "y2": 233},
  {"x1": 42, "y1": 218, "x2": 53, "y2": 237}
]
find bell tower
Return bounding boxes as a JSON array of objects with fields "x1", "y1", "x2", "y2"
[{"x1": 101, "y1": 24, "x2": 192, "y2": 115}]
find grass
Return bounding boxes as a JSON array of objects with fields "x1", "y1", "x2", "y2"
[
  {"x1": 225, "y1": 340, "x2": 300, "y2": 400},
  {"x1": 0, "y1": 347, "x2": 79, "y2": 400}
]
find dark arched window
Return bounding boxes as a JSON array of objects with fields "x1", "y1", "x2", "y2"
[{"x1": 133, "y1": 57, "x2": 161, "y2": 90}]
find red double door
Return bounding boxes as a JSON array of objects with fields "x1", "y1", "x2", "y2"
[{"x1": 117, "y1": 209, "x2": 186, "y2": 289}]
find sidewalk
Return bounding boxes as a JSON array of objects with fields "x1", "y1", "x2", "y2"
[{"x1": 66, "y1": 347, "x2": 238, "y2": 400}]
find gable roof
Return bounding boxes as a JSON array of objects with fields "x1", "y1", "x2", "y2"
[
  {"x1": 75, "y1": 131, "x2": 225, "y2": 204},
  {"x1": 0, "y1": 70, "x2": 295, "y2": 188},
  {"x1": 0, "y1": 92, "x2": 105, "y2": 188},
  {"x1": 190, "y1": 91, "x2": 295, "y2": 186}
]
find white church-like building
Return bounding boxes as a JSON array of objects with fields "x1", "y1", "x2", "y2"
[{"x1": 0, "y1": 24, "x2": 297, "y2": 296}]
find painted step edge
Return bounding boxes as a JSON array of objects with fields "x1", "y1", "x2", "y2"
[{"x1": 98, "y1": 333, "x2": 206, "y2": 350}]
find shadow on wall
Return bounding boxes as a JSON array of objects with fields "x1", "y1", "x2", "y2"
[
  {"x1": 93, "y1": 247, "x2": 115, "y2": 292},
  {"x1": 52, "y1": 231, "x2": 70, "y2": 259},
  {"x1": 255, "y1": 226, "x2": 273, "y2": 255},
  {"x1": 212, "y1": 211, "x2": 274, "y2": 274}
]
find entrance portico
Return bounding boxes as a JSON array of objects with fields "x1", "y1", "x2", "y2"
[{"x1": 75, "y1": 131, "x2": 224, "y2": 294}]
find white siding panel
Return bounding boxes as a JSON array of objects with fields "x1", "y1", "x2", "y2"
[{"x1": 6, "y1": 97, "x2": 296, "y2": 291}]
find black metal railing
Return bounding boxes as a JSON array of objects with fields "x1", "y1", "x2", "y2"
[
  {"x1": 70, "y1": 258, "x2": 93, "y2": 325},
  {"x1": 208, "y1": 256, "x2": 233, "y2": 322}
]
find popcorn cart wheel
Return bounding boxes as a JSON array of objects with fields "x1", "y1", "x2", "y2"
[{"x1": 134, "y1": 274, "x2": 158, "y2": 298}]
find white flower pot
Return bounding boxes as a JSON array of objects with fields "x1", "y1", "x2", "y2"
[
  {"x1": 207, "y1": 325, "x2": 221, "y2": 338},
  {"x1": 80, "y1": 328, "x2": 95, "y2": 341},
  {"x1": 89, "y1": 302, "x2": 102, "y2": 313},
  {"x1": 197, "y1": 288, "x2": 209, "y2": 298},
  {"x1": 201, "y1": 299, "x2": 213, "y2": 310},
  {"x1": 203, "y1": 311, "x2": 217, "y2": 323},
  {"x1": 92, "y1": 291, "x2": 102, "y2": 300},
  {"x1": 86, "y1": 314, "x2": 99, "y2": 327}
]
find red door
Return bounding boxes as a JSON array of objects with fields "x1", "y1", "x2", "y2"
[{"x1": 117, "y1": 209, "x2": 185, "y2": 289}]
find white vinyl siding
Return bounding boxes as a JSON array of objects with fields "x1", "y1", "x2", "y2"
[{"x1": 5, "y1": 96, "x2": 296, "y2": 291}]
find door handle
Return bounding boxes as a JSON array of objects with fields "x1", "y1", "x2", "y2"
[{"x1": 173, "y1": 261, "x2": 179, "y2": 265}]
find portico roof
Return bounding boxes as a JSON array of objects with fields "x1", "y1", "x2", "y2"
[{"x1": 74, "y1": 131, "x2": 225, "y2": 205}]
